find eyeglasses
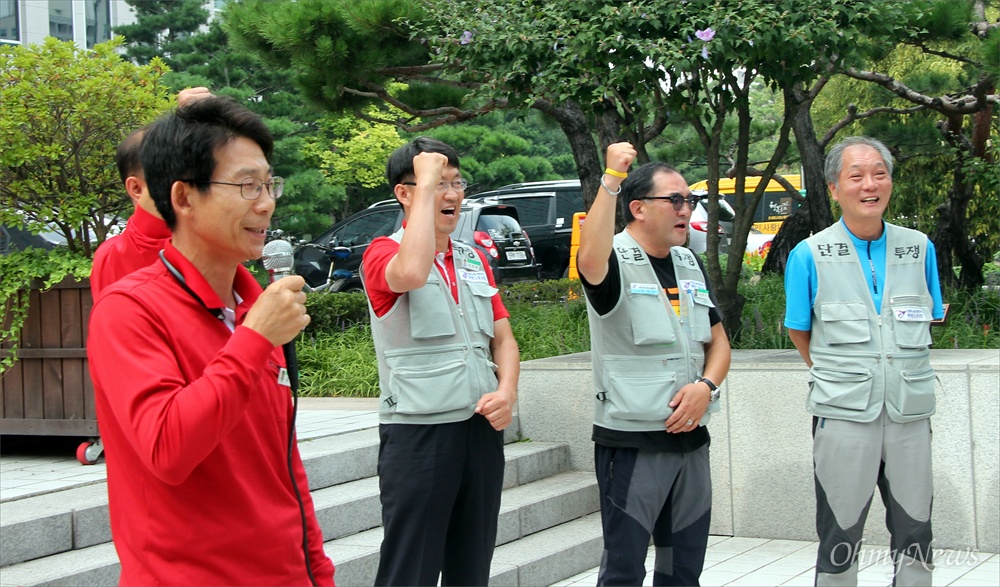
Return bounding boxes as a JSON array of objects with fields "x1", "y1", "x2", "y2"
[
  {"x1": 401, "y1": 179, "x2": 469, "y2": 193},
  {"x1": 641, "y1": 193, "x2": 698, "y2": 211},
  {"x1": 180, "y1": 177, "x2": 284, "y2": 200}
]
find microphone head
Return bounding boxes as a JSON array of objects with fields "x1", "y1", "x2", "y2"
[{"x1": 262, "y1": 239, "x2": 295, "y2": 275}]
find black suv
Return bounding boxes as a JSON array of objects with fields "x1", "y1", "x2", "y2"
[
  {"x1": 467, "y1": 180, "x2": 585, "y2": 279},
  {"x1": 294, "y1": 200, "x2": 538, "y2": 291}
]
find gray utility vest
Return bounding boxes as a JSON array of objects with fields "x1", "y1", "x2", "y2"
[
  {"x1": 587, "y1": 230, "x2": 718, "y2": 432},
  {"x1": 807, "y1": 221, "x2": 936, "y2": 424},
  {"x1": 365, "y1": 230, "x2": 500, "y2": 425}
]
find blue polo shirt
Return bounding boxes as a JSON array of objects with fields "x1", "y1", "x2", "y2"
[{"x1": 784, "y1": 219, "x2": 944, "y2": 331}]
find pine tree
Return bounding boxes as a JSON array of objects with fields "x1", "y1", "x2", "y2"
[{"x1": 113, "y1": 0, "x2": 210, "y2": 66}]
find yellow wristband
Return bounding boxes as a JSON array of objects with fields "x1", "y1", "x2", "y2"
[{"x1": 604, "y1": 168, "x2": 628, "y2": 178}]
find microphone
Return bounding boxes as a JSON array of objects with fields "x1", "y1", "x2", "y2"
[
  {"x1": 261, "y1": 239, "x2": 299, "y2": 392},
  {"x1": 262, "y1": 239, "x2": 296, "y2": 281}
]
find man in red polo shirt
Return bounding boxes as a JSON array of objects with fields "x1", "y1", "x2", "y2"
[{"x1": 362, "y1": 137, "x2": 520, "y2": 586}]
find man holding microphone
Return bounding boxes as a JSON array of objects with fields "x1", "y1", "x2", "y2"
[{"x1": 87, "y1": 96, "x2": 334, "y2": 585}]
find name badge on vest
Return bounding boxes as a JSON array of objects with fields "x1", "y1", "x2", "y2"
[
  {"x1": 680, "y1": 279, "x2": 711, "y2": 304},
  {"x1": 459, "y1": 269, "x2": 489, "y2": 283},
  {"x1": 894, "y1": 307, "x2": 927, "y2": 321},
  {"x1": 629, "y1": 282, "x2": 659, "y2": 296},
  {"x1": 277, "y1": 367, "x2": 290, "y2": 387},
  {"x1": 461, "y1": 256, "x2": 483, "y2": 271}
]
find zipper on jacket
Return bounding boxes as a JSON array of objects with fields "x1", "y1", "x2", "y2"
[{"x1": 867, "y1": 241, "x2": 878, "y2": 294}]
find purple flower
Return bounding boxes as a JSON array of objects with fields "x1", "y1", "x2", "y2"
[
  {"x1": 701, "y1": 46, "x2": 709, "y2": 59},
  {"x1": 460, "y1": 30, "x2": 473, "y2": 45},
  {"x1": 695, "y1": 28, "x2": 715, "y2": 42}
]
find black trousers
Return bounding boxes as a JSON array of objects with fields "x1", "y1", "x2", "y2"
[
  {"x1": 595, "y1": 444, "x2": 712, "y2": 586},
  {"x1": 374, "y1": 415, "x2": 505, "y2": 586}
]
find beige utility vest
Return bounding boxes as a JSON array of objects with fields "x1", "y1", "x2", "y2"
[
  {"x1": 587, "y1": 230, "x2": 717, "y2": 432},
  {"x1": 366, "y1": 230, "x2": 499, "y2": 424},
  {"x1": 807, "y1": 221, "x2": 936, "y2": 423}
]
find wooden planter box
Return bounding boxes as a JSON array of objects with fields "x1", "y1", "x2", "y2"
[{"x1": 0, "y1": 277, "x2": 97, "y2": 436}]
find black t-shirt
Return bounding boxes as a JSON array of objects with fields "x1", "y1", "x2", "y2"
[{"x1": 581, "y1": 248, "x2": 722, "y2": 453}]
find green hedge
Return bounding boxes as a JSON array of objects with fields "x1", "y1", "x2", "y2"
[{"x1": 296, "y1": 276, "x2": 1000, "y2": 397}]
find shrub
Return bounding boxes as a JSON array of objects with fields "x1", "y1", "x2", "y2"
[
  {"x1": 304, "y1": 290, "x2": 370, "y2": 334},
  {"x1": 295, "y1": 274, "x2": 999, "y2": 397}
]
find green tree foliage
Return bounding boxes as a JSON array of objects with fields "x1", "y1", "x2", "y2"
[
  {"x1": 0, "y1": 37, "x2": 171, "y2": 255},
  {"x1": 114, "y1": 0, "x2": 210, "y2": 66},
  {"x1": 224, "y1": 0, "x2": 608, "y2": 203},
  {"x1": 430, "y1": 0, "x2": 927, "y2": 336},
  {"x1": 1, "y1": 38, "x2": 170, "y2": 371},
  {"x1": 412, "y1": 110, "x2": 573, "y2": 191},
  {"x1": 818, "y1": 0, "x2": 999, "y2": 289},
  {"x1": 116, "y1": 4, "x2": 343, "y2": 237}
]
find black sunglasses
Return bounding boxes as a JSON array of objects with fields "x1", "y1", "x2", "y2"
[{"x1": 640, "y1": 193, "x2": 699, "y2": 211}]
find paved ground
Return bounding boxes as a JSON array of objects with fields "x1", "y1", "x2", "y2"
[{"x1": 1, "y1": 397, "x2": 996, "y2": 586}]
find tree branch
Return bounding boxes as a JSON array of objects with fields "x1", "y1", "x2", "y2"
[
  {"x1": 911, "y1": 41, "x2": 981, "y2": 66},
  {"x1": 841, "y1": 67, "x2": 994, "y2": 114},
  {"x1": 821, "y1": 103, "x2": 928, "y2": 145}
]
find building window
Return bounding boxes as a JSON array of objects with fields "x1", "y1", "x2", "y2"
[
  {"x1": 0, "y1": 0, "x2": 19, "y2": 44},
  {"x1": 86, "y1": 0, "x2": 112, "y2": 48},
  {"x1": 49, "y1": 0, "x2": 74, "y2": 43}
]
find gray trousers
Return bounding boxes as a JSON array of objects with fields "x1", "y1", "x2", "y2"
[{"x1": 813, "y1": 410, "x2": 933, "y2": 587}]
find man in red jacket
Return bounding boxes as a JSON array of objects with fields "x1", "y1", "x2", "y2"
[
  {"x1": 87, "y1": 96, "x2": 334, "y2": 586},
  {"x1": 91, "y1": 87, "x2": 211, "y2": 298}
]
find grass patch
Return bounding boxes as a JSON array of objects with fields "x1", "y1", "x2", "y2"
[{"x1": 296, "y1": 326, "x2": 380, "y2": 397}]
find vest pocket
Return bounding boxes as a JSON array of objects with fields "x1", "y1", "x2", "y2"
[
  {"x1": 891, "y1": 368, "x2": 937, "y2": 417},
  {"x1": 605, "y1": 368, "x2": 677, "y2": 421},
  {"x1": 686, "y1": 295, "x2": 714, "y2": 343},
  {"x1": 388, "y1": 357, "x2": 477, "y2": 415},
  {"x1": 819, "y1": 302, "x2": 871, "y2": 345},
  {"x1": 408, "y1": 278, "x2": 457, "y2": 339},
  {"x1": 466, "y1": 281, "x2": 499, "y2": 337},
  {"x1": 809, "y1": 367, "x2": 873, "y2": 411},
  {"x1": 625, "y1": 291, "x2": 676, "y2": 346},
  {"x1": 889, "y1": 296, "x2": 932, "y2": 349}
]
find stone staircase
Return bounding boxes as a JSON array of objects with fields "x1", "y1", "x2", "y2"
[{"x1": 0, "y1": 422, "x2": 604, "y2": 586}]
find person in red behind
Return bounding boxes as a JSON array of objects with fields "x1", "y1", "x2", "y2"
[
  {"x1": 87, "y1": 96, "x2": 334, "y2": 586},
  {"x1": 90, "y1": 87, "x2": 211, "y2": 298}
]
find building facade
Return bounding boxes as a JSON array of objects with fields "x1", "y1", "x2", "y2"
[{"x1": 1, "y1": 0, "x2": 140, "y2": 48}]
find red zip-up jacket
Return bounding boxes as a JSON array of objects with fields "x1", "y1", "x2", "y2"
[
  {"x1": 90, "y1": 206, "x2": 171, "y2": 298},
  {"x1": 88, "y1": 242, "x2": 334, "y2": 586}
]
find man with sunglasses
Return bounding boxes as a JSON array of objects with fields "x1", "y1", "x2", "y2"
[
  {"x1": 361, "y1": 137, "x2": 520, "y2": 586},
  {"x1": 87, "y1": 97, "x2": 334, "y2": 585},
  {"x1": 577, "y1": 143, "x2": 731, "y2": 586}
]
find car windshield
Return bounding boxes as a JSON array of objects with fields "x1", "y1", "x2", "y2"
[{"x1": 476, "y1": 214, "x2": 521, "y2": 240}]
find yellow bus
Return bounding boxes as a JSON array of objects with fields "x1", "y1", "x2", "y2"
[{"x1": 689, "y1": 175, "x2": 803, "y2": 234}]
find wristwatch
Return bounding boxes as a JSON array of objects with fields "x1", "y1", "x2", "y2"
[{"x1": 699, "y1": 377, "x2": 720, "y2": 404}]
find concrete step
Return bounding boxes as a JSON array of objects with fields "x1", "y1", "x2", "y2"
[
  {"x1": 300, "y1": 415, "x2": 521, "y2": 491},
  {"x1": 0, "y1": 427, "x2": 384, "y2": 568},
  {"x1": 310, "y1": 441, "x2": 574, "y2": 543},
  {"x1": 325, "y1": 511, "x2": 604, "y2": 587},
  {"x1": 0, "y1": 440, "x2": 584, "y2": 586},
  {"x1": 0, "y1": 425, "x2": 541, "y2": 567},
  {"x1": 322, "y1": 471, "x2": 599, "y2": 587},
  {"x1": 0, "y1": 542, "x2": 120, "y2": 587}
]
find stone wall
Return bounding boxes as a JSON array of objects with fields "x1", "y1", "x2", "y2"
[{"x1": 516, "y1": 349, "x2": 1000, "y2": 553}]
